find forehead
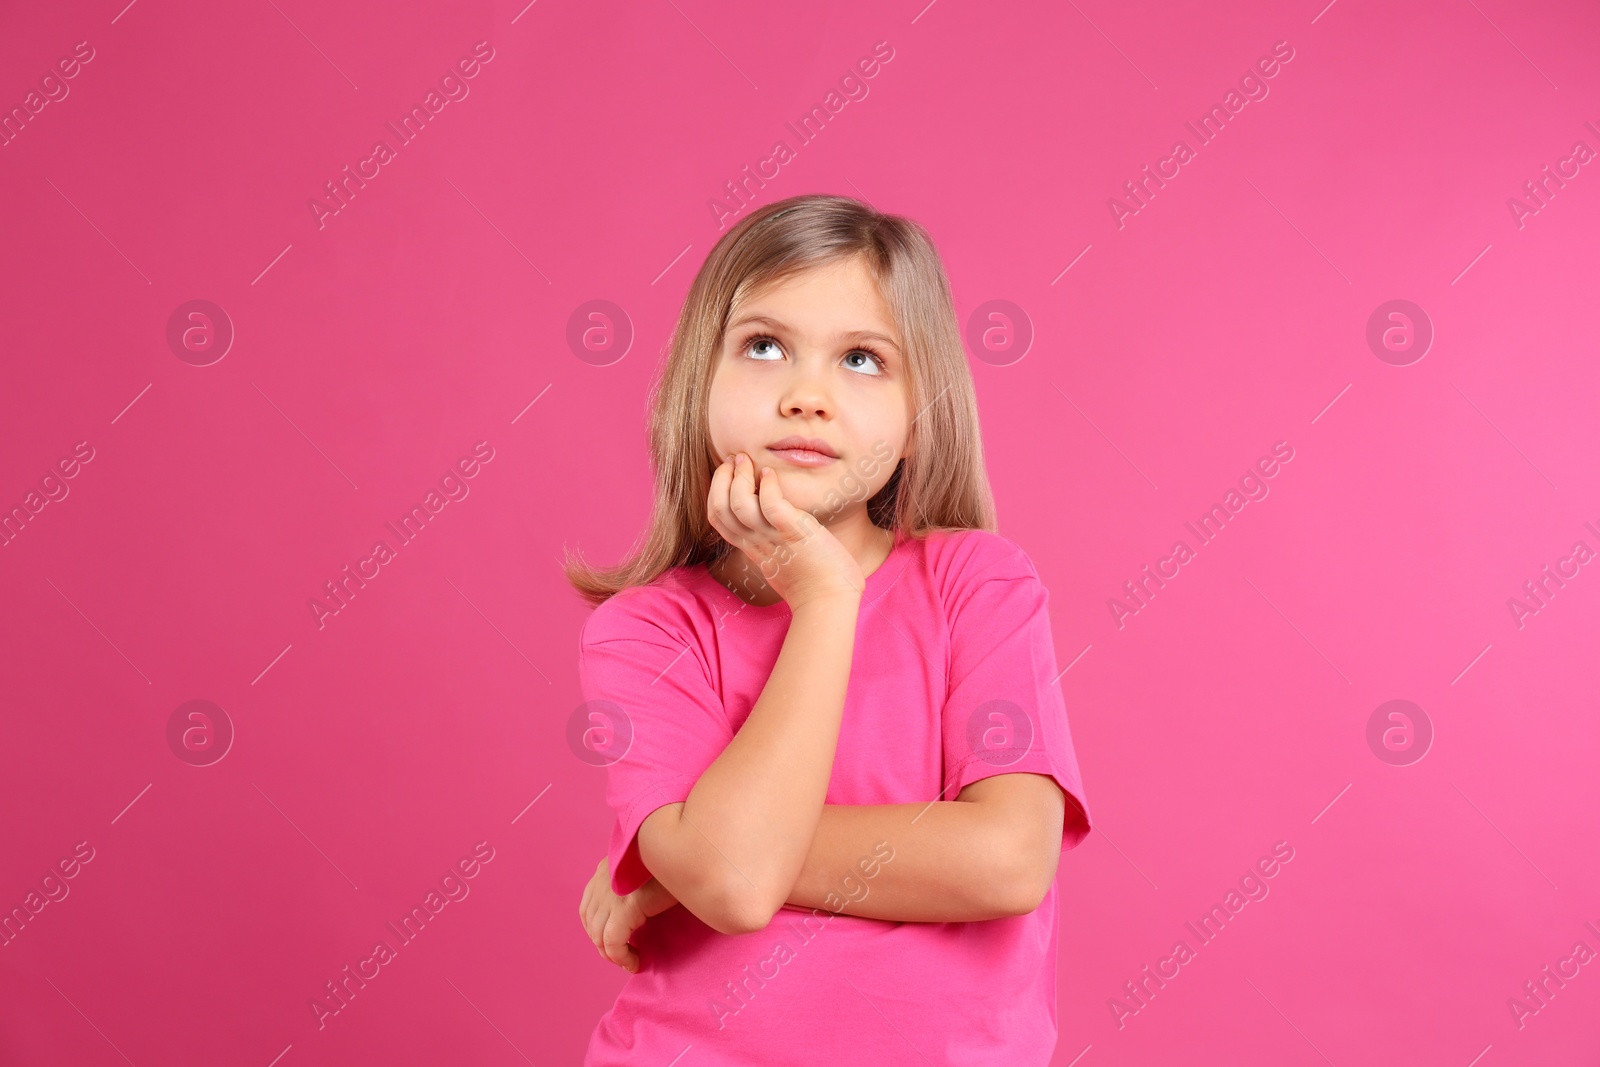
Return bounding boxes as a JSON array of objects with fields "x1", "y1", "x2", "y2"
[{"x1": 729, "y1": 257, "x2": 900, "y2": 342}]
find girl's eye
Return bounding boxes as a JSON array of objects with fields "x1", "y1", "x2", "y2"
[
  {"x1": 843, "y1": 349, "x2": 887, "y2": 375},
  {"x1": 740, "y1": 334, "x2": 887, "y2": 375},
  {"x1": 746, "y1": 336, "x2": 783, "y2": 361}
]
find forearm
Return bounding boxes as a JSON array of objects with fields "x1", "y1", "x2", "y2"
[
  {"x1": 782, "y1": 801, "x2": 1030, "y2": 922},
  {"x1": 642, "y1": 595, "x2": 860, "y2": 927},
  {"x1": 643, "y1": 800, "x2": 1032, "y2": 924}
]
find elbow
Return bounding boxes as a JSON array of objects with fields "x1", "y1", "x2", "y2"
[
  {"x1": 704, "y1": 882, "x2": 777, "y2": 935},
  {"x1": 656, "y1": 875, "x2": 772, "y2": 935},
  {"x1": 709, "y1": 907, "x2": 771, "y2": 937},
  {"x1": 992, "y1": 839, "x2": 1060, "y2": 917},
  {"x1": 993, "y1": 869, "x2": 1051, "y2": 918},
  {"x1": 1003, "y1": 875, "x2": 1051, "y2": 917},
  {"x1": 636, "y1": 807, "x2": 780, "y2": 934}
]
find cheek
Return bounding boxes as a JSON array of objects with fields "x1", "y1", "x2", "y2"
[
  {"x1": 706, "y1": 374, "x2": 759, "y2": 460},
  {"x1": 861, "y1": 394, "x2": 911, "y2": 461}
]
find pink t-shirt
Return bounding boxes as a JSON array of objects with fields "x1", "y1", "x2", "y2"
[{"x1": 578, "y1": 526, "x2": 1093, "y2": 1066}]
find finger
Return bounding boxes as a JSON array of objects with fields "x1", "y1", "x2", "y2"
[
  {"x1": 726, "y1": 454, "x2": 770, "y2": 535},
  {"x1": 706, "y1": 456, "x2": 750, "y2": 544},
  {"x1": 754, "y1": 465, "x2": 792, "y2": 527},
  {"x1": 589, "y1": 908, "x2": 616, "y2": 960},
  {"x1": 756, "y1": 466, "x2": 812, "y2": 537},
  {"x1": 602, "y1": 918, "x2": 641, "y2": 971}
]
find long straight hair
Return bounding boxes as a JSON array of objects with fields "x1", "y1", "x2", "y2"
[{"x1": 563, "y1": 194, "x2": 996, "y2": 606}]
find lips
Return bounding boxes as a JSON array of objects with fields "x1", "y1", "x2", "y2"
[{"x1": 767, "y1": 436, "x2": 838, "y2": 458}]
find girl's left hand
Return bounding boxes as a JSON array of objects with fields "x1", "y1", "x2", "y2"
[{"x1": 579, "y1": 856, "x2": 679, "y2": 974}]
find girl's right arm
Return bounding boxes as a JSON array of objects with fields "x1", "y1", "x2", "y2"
[
  {"x1": 635, "y1": 590, "x2": 860, "y2": 934},
  {"x1": 634, "y1": 452, "x2": 866, "y2": 935}
]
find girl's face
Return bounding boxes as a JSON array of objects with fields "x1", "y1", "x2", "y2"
[{"x1": 707, "y1": 255, "x2": 912, "y2": 525}]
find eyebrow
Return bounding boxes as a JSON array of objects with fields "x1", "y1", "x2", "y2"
[{"x1": 727, "y1": 314, "x2": 902, "y2": 353}]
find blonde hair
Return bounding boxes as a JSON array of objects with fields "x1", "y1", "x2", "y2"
[{"x1": 563, "y1": 193, "x2": 996, "y2": 605}]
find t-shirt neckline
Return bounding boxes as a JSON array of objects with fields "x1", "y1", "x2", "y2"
[{"x1": 699, "y1": 527, "x2": 912, "y2": 617}]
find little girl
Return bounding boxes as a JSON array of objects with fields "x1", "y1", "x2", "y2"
[{"x1": 566, "y1": 194, "x2": 1093, "y2": 1065}]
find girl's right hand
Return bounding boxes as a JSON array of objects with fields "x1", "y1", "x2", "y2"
[
  {"x1": 580, "y1": 857, "x2": 680, "y2": 974},
  {"x1": 707, "y1": 453, "x2": 865, "y2": 611}
]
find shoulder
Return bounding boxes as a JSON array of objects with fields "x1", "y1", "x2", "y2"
[
  {"x1": 579, "y1": 567, "x2": 710, "y2": 651},
  {"x1": 917, "y1": 530, "x2": 1054, "y2": 637},
  {"x1": 917, "y1": 527, "x2": 1041, "y2": 590}
]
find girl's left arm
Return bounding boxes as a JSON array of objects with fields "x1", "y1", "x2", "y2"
[
  {"x1": 641, "y1": 773, "x2": 1069, "y2": 924},
  {"x1": 787, "y1": 773, "x2": 1069, "y2": 921}
]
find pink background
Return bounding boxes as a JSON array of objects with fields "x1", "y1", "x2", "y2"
[{"x1": 2, "y1": 0, "x2": 1598, "y2": 1063}]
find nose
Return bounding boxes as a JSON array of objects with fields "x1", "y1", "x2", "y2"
[{"x1": 778, "y1": 356, "x2": 832, "y2": 419}]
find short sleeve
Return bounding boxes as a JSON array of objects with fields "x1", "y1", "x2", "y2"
[
  {"x1": 939, "y1": 534, "x2": 1092, "y2": 851},
  {"x1": 579, "y1": 591, "x2": 734, "y2": 896}
]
